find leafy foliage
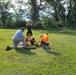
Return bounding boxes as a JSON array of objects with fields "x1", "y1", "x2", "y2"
[{"x1": 0, "y1": 0, "x2": 76, "y2": 29}]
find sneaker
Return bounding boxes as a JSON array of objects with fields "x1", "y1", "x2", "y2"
[{"x1": 6, "y1": 46, "x2": 12, "y2": 51}]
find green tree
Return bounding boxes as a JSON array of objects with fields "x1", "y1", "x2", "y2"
[
  {"x1": 0, "y1": 0, "x2": 10, "y2": 27},
  {"x1": 29, "y1": 0, "x2": 44, "y2": 23},
  {"x1": 45, "y1": 0, "x2": 66, "y2": 22}
]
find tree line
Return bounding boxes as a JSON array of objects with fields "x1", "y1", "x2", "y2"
[{"x1": 0, "y1": 0, "x2": 76, "y2": 29}]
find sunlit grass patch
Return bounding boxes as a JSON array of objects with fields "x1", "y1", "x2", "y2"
[{"x1": 0, "y1": 29, "x2": 76, "y2": 75}]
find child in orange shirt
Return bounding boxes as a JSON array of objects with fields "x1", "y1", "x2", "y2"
[
  {"x1": 25, "y1": 38, "x2": 29, "y2": 46},
  {"x1": 30, "y1": 38, "x2": 36, "y2": 45},
  {"x1": 41, "y1": 33, "x2": 49, "y2": 49}
]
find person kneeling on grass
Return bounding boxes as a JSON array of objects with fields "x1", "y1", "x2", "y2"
[
  {"x1": 6, "y1": 27, "x2": 26, "y2": 51},
  {"x1": 12, "y1": 27, "x2": 26, "y2": 49},
  {"x1": 30, "y1": 38, "x2": 36, "y2": 45},
  {"x1": 41, "y1": 33, "x2": 49, "y2": 49}
]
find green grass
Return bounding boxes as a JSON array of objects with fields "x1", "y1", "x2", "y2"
[{"x1": 0, "y1": 28, "x2": 76, "y2": 75}]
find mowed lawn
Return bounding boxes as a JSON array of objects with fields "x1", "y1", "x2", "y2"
[{"x1": 0, "y1": 28, "x2": 76, "y2": 75}]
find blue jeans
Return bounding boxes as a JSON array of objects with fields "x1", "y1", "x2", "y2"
[
  {"x1": 12, "y1": 38, "x2": 26, "y2": 48},
  {"x1": 42, "y1": 41, "x2": 47, "y2": 49}
]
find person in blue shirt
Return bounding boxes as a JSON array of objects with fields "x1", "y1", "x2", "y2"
[{"x1": 12, "y1": 27, "x2": 26, "y2": 48}]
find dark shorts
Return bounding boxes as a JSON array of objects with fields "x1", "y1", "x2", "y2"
[
  {"x1": 27, "y1": 32, "x2": 32, "y2": 36},
  {"x1": 42, "y1": 41, "x2": 46, "y2": 45},
  {"x1": 41, "y1": 41, "x2": 49, "y2": 46}
]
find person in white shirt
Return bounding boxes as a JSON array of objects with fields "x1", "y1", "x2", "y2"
[{"x1": 12, "y1": 27, "x2": 26, "y2": 48}]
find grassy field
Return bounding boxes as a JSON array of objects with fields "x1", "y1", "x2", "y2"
[{"x1": 0, "y1": 28, "x2": 76, "y2": 75}]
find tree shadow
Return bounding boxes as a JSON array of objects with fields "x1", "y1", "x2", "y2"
[
  {"x1": 45, "y1": 48, "x2": 61, "y2": 55},
  {"x1": 15, "y1": 48, "x2": 36, "y2": 55}
]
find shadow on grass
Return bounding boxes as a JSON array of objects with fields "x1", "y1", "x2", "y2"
[
  {"x1": 45, "y1": 49, "x2": 61, "y2": 55},
  {"x1": 15, "y1": 48, "x2": 36, "y2": 55}
]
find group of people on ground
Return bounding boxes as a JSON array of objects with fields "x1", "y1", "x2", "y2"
[{"x1": 6, "y1": 23, "x2": 49, "y2": 50}]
